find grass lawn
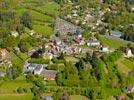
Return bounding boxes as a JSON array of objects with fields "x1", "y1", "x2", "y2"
[
  {"x1": 15, "y1": 0, "x2": 59, "y2": 38},
  {"x1": 0, "y1": 76, "x2": 33, "y2": 93},
  {"x1": 33, "y1": 24, "x2": 53, "y2": 37},
  {"x1": 65, "y1": 56, "x2": 79, "y2": 63},
  {"x1": 0, "y1": 75, "x2": 34, "y2": 100},
  {"x1": 99, "y1": 36, "x2": 128, "y2": 48},
  {"x1": 100, "y1": 36, "x2": 134, "y2": 48},
  {"x1": 121, "y1": 58, "x2": 134, "y2": 69},
  {"x1": 69, "y1": 95, "x2": 88, "y2": 100},
  {"x1": 10, "y1": 52, "x2": 24, "y2": 67},
  {"x1": 0, "y1": 93, "x2": 33, "y2": 100},
  {"x1": 116, "y1": 58, "x2": 132, "y2": 76},
  {"x1": 29, "y1": 10, "x2": 54, "y2": 22}
]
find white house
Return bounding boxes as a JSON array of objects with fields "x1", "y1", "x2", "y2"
[
  {"x1": 29, "y1": 30, "x2": 35, "y2": 36},
  {"x1": 34, "y1": 65, "x2": 43, "y2": 75},
  {"x1": 11, "y1": 31, "x2": 19, "y2": 37},
  {"x1": 101, "y1": 47, "x2": 109, "y2": 52},
  {"x1": 87, "y1": 40, "x2": 100, "y2": 46},
  {"x1": 126, "y1": 86, "x2": 134, "y2": 93},
  {"x1": 110, "y1": 31, "x2": 122, "y2": 38},
  {"x1": 125, "y1": 48, "x2": 132, "y2": 57}
]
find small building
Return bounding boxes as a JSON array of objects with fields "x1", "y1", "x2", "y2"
[
  {"x1": 126, "y1": 85, "x2": 134, "y2": 93},
  {"x1": 13, "y1": 47, "x2": 20, "y2": 53},
  {"x1": 41, "y1": 69, "x2": 58, "y2": 80},
  {"x1": 29, "y1": 30, "x2": 35, "y2": 36},
  {"x1": 110, "y1": 31, "x2": 122, "y2": 38},
  {"x1": 23, "y1": 62, "x2": 47, "y2": 75},
  {"x1": 87, "y1": 39, "x2": 100, "y2": 46},
  {"x1": 43, "y1": 53, "x2": 53, "y2": 60},
  {"x1": 0, "y1": 48, "x2": 11, "y2": 64},
  {"x1": 125, "y1": 48, "x2": 132, "y2": 57},
  {"x1": 10, "y1": 31, "x2": 19, "y2": 37},
  {"x1": 34, "y1": 65, "x2": 44, "y2": 75},
  {"x1": 100, "y1": 46, "x2": 109, "y2": 52},
  {"x1": 41, "y1": 96, "x2": 53, "y2": 100},
  {"x1": 116, "y1": 95, "x2": 125, "y2": 100}
]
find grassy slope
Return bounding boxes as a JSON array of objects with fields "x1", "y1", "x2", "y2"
[
  {"x1": 15, "y1": 0, "x2": 60, "y2": 37},
  {"x1": 0, "y1": 76, "x2": 33, "y2": 100},
  {"x1": 116, "y1": 57, "x2": 134, "y2": 76},
  {"x1": 0, "y1": 94, "x2": 33, "y2": 100},
  {"x1": 100, "y1": 36, "x2": 127, "y2": 48},
  {"x1": 121, "y1": 58, "x2": 134, "y2": 69},
  {"x1": 0, "y1": 76, "x2": 33, "y2": 93}
]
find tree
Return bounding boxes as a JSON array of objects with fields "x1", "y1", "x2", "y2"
[
  {"x1": 16, "y1": 24, "x2": 24, "y2": 34},
  {"x1": 53, "y1": 89, "x2": 63, "y2": 100},
  {"x1": 56, "y1": 72, "x2": 63, "y2": 86},
  {"x1": 18, "y1": 39, "x2": 31, "y2": 53},
  {"x1": 6, "y1": 66, "x2": 20, "y2": 80},
  {"x1": 21, "y1": 11, "x2": 32, "y2": 29},
  {"x1": 17, "y1": 87, "x2": 24, "y2": 93},
  {"x1": 58, "y1": 52, "x2": 65, "y2": 60}
]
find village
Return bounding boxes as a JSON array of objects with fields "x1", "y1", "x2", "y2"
[
  {"x1": 0, "y1": 0, "x2": 134, "y2": 100},
  {"x1": 0, "y1": 17, "x2": 134, "y2": 92}
]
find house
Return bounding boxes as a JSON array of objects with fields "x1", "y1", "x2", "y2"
[
  {"x1": 29, "y1": 30, "x2": 35, "y2": 36},
  {"x1": 0, "y1": 48, "x2": 11, "y2": 64},
  {"x1": 23, "y1": 62, "x2": 47, "y2": 75},
  {"x1": 126, "y1": 85, "x2": 134, "y2": 93},
  {"x1": 13, "y1": 47, "x2": 20, "y2": 53},
  {"x1": 10, "y1": 31, "x2": 19, "y2": 37},
  {"x1": 41, "y1": 69, "x2": 58, "y2": 80},
  {"x1": 0, "y1": 72, "x2": 6, "y2": 77},
  {"x1": 73, "y1": 30, "x2": 83, "y2": 45},
  {"x1": 60, "y1": 92, "x2": 68, "y2": 100},
  {"x1": 31, "y1": 49, "x2": 43, "y2": 58},
  {"x1": 125, "y1": 48, "x2": 132, "y2": 57},
  {"x1": 41, "y1": 96, "x2": 53, "y2": 100},
  {"x1": 110, "y1": 31, "x2": 122, "y2": 38},
  {"x1": 87, "y1": 39, "x2": 100, "y2": 46},
  {"x1": 34, "y1": 65, "x2": 44, "y2": 75},
  {"x1": 116, "y1": 95, "x2": 125, "y2": 100},
  {"x1": 100, "y1": 46, "x2": 109, "y2": 52},
  {"x1": 43, "y1": 52, "x2": 53, "y2": 60}
]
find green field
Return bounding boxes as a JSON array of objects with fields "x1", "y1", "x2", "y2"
[
  {"x1": 121, "y1": 58, "x2": 134, "y2": 69},
  {"x1": 100, "y1": 36, "x2": 134, "y2": 48},
  {"x1": 0, "y1": 76, "x2": 33, "y2": 93},
  {"x1": 0, "y1": 76, "x2": 33, "y2": 100},
  {"x1": 33, "y1": 24, "x2": 53, "y2": 37},
  {"x1": 15, "y1": 0, "x2": 60, "y2": 37},
  {"x1": 0, "y1": 94, "x2": 33, "y2": 100}
]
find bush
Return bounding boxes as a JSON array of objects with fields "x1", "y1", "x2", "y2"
[{"x1": 17, "y1": 87, "x2": 24, "y2": 93}]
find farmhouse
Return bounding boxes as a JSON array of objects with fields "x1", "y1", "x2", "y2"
[
  {"x1": 0, "y1": 48, "x2": 11, "y2": 64},
  {"x1": 10, "y1": 31, "x2": 19, "y2": 37},
  {"x1": 87, "y1": 39, "x2": 100, "y2": 46},
  {"x1": 110, "y1": 31, "x2": 122, "y2": 38},
  {"x1": 41, "y1": 69, "x2": 58, "y2": 80},
  {"x1": 23, "y1": 62, "x2": 47, "y2": 75},
  {"x1": 126, "y1": 85, "x2": 134, "y2": 93},
  {"x1": 124, "y1": 48, "x2": 133, "y2": 57}
]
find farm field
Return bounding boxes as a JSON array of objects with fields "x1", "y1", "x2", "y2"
[
  {"x1": 0, "y1": 76, "x2": 33, "y2": 100},
  {"x1": 100, "y1": 36, "x2": 134, "y2": 48},
  {"x1": 15, "y1": 0, "x2": 60, "y2": 37},
  {"x1": 0, "y1": 94, "x2": 33, "y2": 100}
]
